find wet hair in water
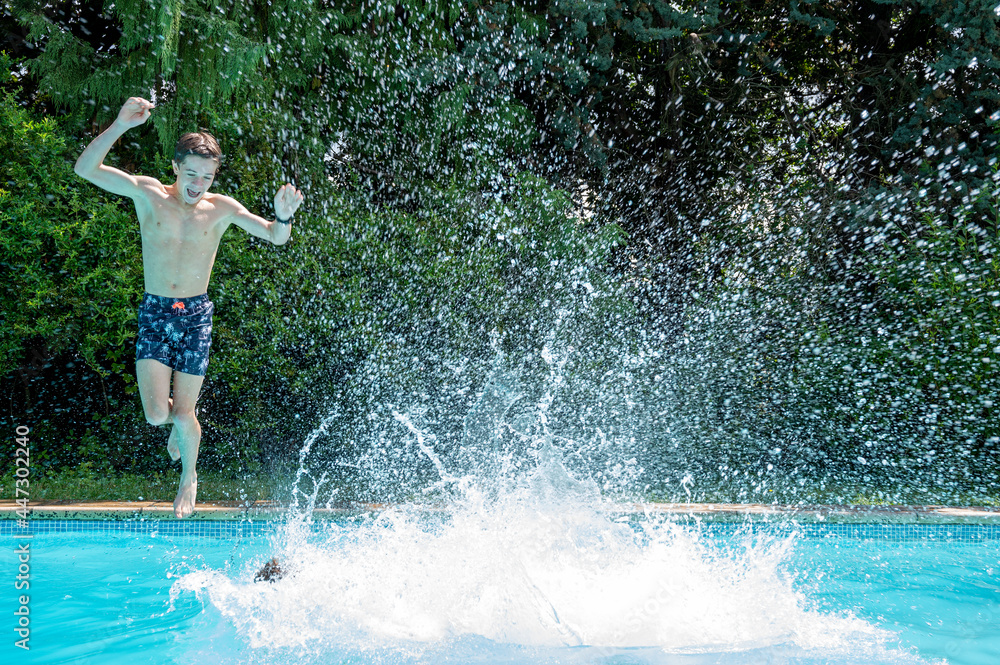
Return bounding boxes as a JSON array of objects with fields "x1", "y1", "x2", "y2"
[{"x1": 254, "y1": 557, "x2": 285, "y2": 583}]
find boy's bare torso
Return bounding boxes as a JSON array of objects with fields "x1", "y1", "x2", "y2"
[{"x1": 135, "y1": 178, "x2": 238, "y2": 297}]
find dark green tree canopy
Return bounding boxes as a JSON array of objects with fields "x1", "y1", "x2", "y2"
[{"x1": 9, "y1": 1, "x2": 995, "y2": 262}]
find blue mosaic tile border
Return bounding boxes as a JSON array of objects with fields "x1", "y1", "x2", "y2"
[
  {"x1": 2, "y1": 518, "x2": 999, "y2": 541},
  {"x1": 800, "y1": 522, "x2": 1000, "y2": 541},
  {"x1": 696, "y1": 521, "x2": 1000, "y2": 542},
  {"x1": 0, "y1": 518, "x2": 281, "y2": 538}
]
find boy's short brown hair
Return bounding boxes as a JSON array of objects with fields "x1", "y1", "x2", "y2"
[{"x1": 174, "y1": 132, "x2": 222, "y2": 165}]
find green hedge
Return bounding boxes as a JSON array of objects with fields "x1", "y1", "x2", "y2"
[{"x1": 0, "y1": 91, "x2": 141, "y2": 377}]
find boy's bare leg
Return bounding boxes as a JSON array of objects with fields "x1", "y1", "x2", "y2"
[
  {"x1": 137, "y1": 359, "x2": 173, "y2": 426},
  {"x1": 136, "y1": 360, "x2": 179, "y2": 459},
  {"x1": 169, "y1": 370, "x2": 205, "y2": 519}
]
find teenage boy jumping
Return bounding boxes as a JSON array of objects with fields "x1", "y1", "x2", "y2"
[{"x1": 75, "y1": 97, "x2": 304, "y2": 518}]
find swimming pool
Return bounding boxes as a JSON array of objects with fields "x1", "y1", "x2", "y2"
[{"x1": 2, "y1": 514, "x2": 998, "y2": 665}]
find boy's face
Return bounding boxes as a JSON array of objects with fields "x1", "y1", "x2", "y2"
[{"x1": 172, "y1": 155, "x2": 220, "y2": 205}]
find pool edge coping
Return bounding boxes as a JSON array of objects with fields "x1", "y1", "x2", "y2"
[{"x1": 1, "y1": 501, "x2": 998, "y2": 523}]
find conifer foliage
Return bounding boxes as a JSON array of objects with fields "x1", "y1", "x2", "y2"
[{"x1": 12, "y1": 1, "x2": 998, "y2": 227}]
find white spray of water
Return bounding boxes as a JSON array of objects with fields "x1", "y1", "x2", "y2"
[
  {"x1": 174, "y1": 341, "x2": 935, "y2": 664},
  {"x1": 174, "y1": 446, "x2": 930, "y2": 664}
]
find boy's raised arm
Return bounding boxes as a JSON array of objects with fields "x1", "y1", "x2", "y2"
[
  {"x1": 226, "y1": 183, "x2": 304, "y2": 246},
  {"x1": 75, "y1": 97, "x2": 153, "y2": 199}
]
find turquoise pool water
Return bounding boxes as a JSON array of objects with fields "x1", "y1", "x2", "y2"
[{"x1": 2, "y1": 518, "x2": 998, "y2": 664}]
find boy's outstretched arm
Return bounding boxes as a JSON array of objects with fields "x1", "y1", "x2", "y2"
[
  {"x1": 226, "y1": 183, "x2": 304, "y2": 246},
  {"x1": 75, "y1": 97, "x2": 154, "y2": 199}
]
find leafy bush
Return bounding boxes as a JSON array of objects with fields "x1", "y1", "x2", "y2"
[
  {"x1": 0, "y1": 82, "x2": 141, "y2": 377},
  {"x1": 0, "y1": 57, "x2": 149, "y2": 472}
]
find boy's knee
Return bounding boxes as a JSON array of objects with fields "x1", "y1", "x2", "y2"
[
  {"x1": 144, "y1": 403, "x2": 171, "y2": 426},
  {"x1": 171, "y1": 408, "x2": 199, "y2": 429}
]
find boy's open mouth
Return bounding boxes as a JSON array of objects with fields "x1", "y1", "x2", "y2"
[{"x1": 186, "y1": 188, "x2": 201, "y2": 199}]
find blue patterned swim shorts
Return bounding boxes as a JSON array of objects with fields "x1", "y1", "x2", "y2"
[{"x1": 135, "y1": 293, "x2": 214, "y2": 376}]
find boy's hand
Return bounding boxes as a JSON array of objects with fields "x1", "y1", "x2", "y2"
[
  {"x1": 274, "y1": 183, "x2": 304, "y2": 221},
  {"x1": 115, "y1": 97, "x2": 154, "y2": 129}
]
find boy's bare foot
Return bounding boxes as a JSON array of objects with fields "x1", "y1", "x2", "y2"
[
  {"x1": 166, "y1": 435, "x2": 180, "y2": 462},
  {"x1": 165, "y1": 398, "x2": 180, "y2": 461},
  {"x1": 174, "y1": 471, "x2": 198, "y2": 519}
]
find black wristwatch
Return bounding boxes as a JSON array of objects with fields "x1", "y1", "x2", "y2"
[{"x1": 275, "y1": 214, "x2": 292, "y2": 224}]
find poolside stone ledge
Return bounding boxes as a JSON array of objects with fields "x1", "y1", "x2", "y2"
[{"x1": 1, "y1": 501, "x2": 998, "y2": 523}]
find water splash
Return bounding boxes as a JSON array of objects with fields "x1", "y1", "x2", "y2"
[
  {"x1": 175, "y1": 416, "x2": 933, "y2": 664},
  {"x1": 173, "y1": 335, "x2": 943, "y2": 663}
]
